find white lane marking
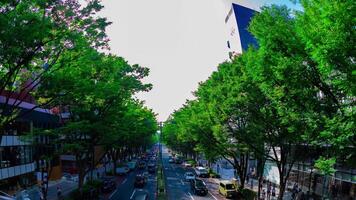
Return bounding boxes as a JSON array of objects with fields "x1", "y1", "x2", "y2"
[
  {"x1": 188, "y1": 192, "x2": 195, "y2": 200},
  {"x1": 208, "y1": 191, "x2": 218, "y2": 200},
  {"x1": 109, "y1": 178, "x2": 128, "y2": 199},
  {"x1": 130, "y1": 189, "x2": 136, "y2": 199},
  {"x1": 109, "y1": 188, "x2": 117, "y2": 199},
  {"x1": 180, "y1": 179, "x2": 185, "y2": 185}
]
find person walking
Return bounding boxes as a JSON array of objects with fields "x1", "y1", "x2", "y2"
[
  {"x1": 267, "y1": 182, "x2": 271, "y2": 200},
  {"x1": 272, "y1": 186, "x2": 276, "y2": 199},
  {"x1": 57, "y1": 186, "x2": 62, "y2": 200},
  {"x1": 262, "y1": 189, "x2": 266, "y2": 200}
]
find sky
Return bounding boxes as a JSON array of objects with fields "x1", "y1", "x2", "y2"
[{"x1": 100, "y1": 0, "x2": 302, "y2": 121}]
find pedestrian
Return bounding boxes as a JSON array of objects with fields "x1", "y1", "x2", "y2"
[
  {"x1": 267, "y1": 182, "x2": 271, "y2": 200},
  {"x1": 300, "y1": 192, "x2": 305, "y2": 200},
  {"x1": 57, "y1": 186, "x2": 62, "y2": 200},
  {"x1": 262, "y1": 189, "x2": 266, "y2": 200},
  {"x1": 296, "y1": 188, "x2": 303, "y2": 200},
  {"x1": 40, "y1": 188, "x2": 45, "y2": 200},
  {"x1": 272, "y1": 186, "x2": 276, "y2": 199}
]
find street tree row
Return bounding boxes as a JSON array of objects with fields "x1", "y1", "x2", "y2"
[
  {"x1": 163, "y1": 1, "x2": 355, "y2": 199},
  {"x1": 0, "y1": 1, "x2": 158, "y2": 199}
]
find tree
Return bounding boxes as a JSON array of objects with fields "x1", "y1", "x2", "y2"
[
  {"x1": 0, "y1": 0, "x2": 110, "y2": 141},
  {"x1": 32, "y1": 36, "x2": 151, "y2": 191}
]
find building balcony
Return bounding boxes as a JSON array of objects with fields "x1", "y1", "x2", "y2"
[
  {"x1": 0, "y1": 135, "x2": 29, "y2": 146},
  {"x1": 0, "y1": 162, "x2": 35, "y2": 180}
]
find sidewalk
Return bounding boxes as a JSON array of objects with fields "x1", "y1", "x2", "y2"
[
  {"x1": 47, "y1": 179, "x2": 77, "y2": 200},
  {"x1": 208, "y1": 160, "x2": 295, "y2": 200}
]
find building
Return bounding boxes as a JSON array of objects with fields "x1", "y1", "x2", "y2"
[
  {"x1": 0, "y1": 92, "x2": 60, "y2": 194},
  {"x1": 224, "y1": 2, "x2": 258, "y2": 59}
]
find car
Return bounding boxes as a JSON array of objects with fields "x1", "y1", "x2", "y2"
[
  {"x1": 190, "y1": 179, "x2": 208, "y2": 196},
  {"x1": 184, "y1": 172, "x2": 195, "y2": 182},
  {"x1": 147, "y1": 163, "x2": 156, "y2": 174},
  {"x1": 116, "y1": 165, "x2": 130, "y2": 175},
  {"x1": 130, "y1": 189, "x2": 149, "y2": 200},
  {"x1": 62, "y1": 173, "x2": 79, "y2": 182},
  {"x1": 138, "y1": 161, "x2": 146, "y2": 169},
  {"x1": 195, "y1": 167, "x2": 209, "y2": 178},
  {"x1": 127, "y1": 161, "x2": 137, "y2": 171},
  {"x1": 134, "y1": 174, "x2": 146, "y2": 188},
  {"x1": 168, "y1": 158, "x2": 174, "y2": 163},
  {"x1": 218, "y1": 180, "x2": 237, "y2": 198},
  {"x1": 175, "y1": 158, "x2": 183, "y2": 164},
  {"x1": 0, "y1": 191, "x2": 15, "y2": 200},
  {"x1": 183, "y1": 162, "x2": 192, "y2": 168},
  {"x1": 101, "y1": 178, "x2": 116, "y2": 193}
]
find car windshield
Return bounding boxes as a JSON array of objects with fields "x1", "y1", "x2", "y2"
[
  {"x1": 196, "y1": 180, "x2": 206, "y2": 188},
  {"x1": 225, "y1": 184, "x2": 235, "y2": 190},
  {"x1": 186, "y1": 173, "x2": 193, "y2": 176},
  {"x1": 136, "y1": 176, "x2": 144, "y2": 181}
]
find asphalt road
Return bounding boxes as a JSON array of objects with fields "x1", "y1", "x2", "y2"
[
  {"x1": 162, "y1": 146, "x2": 219, "y2": 200},
  {"x1": 109, "y1": 163, "x2": 157, "y2": 200}
]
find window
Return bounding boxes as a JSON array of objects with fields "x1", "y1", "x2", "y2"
[{"x1": 0, "y1": 146, "x2": 33, "y2": 168}]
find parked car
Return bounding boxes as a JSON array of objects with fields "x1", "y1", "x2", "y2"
[
  {"x1": 184, "y1": 172, "x2": 195, "y2": 182},
  {"x1": 130, "y1": 189, "x2": 149, "y2": 200},
  {"x1": 168, "y1": 158, "x2": 174, "y2": 163},
  {"x1": 218, "y1": 180, "x2": 237, "y2": 198},
  {"x1": 62, "y1": 173, "x2": 79, "y2": 182},
  {"x1": 190, "y1": 179, "x2": 208, "y2": 196},
  {"x1": 134, "y1": 174, "x2": 146, "y2": 188},
  {"x1": 0, "y1": 191, "x2": 15, "y2": 200},
  {"x1": 194, "y1": 167, "x2": 209, "y2": 178},
  {"x1": 116, "y1": 165, "x2": 130, "y2": 175},
  {"x1": 101, "y1": 178, "x2": 116, "y2": 193}
]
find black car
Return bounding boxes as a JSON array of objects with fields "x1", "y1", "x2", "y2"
[
  {"x1": 138, "y1": 161, "x2": 146, "y2": 169},
  {"x1": 147, "y1": 163, "x2": 156, "y2": 174},
  {"x1": 134, "y1": 174, "x2": 146, "y2": 188},
  {"x1": 101, "y1": 179, "x2": 116, "y2": 193},
  {"x1": 175, "y1": 158, "x2": 183, "y2": 164},
  {"x1": 190, "y1": 179, "x2": 208, "y2": 196}
]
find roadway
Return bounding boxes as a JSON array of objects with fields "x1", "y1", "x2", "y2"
[
  {"x1": 161, "y1": 145, "x2": 221, "y2": 200},
  {"x1": 108, "y1": 165, "x2": 157, "y2": 200}
]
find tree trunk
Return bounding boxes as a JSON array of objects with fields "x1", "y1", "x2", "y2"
[{"x1": 278, "y1": 178, "x2": 286, "y2": 200}]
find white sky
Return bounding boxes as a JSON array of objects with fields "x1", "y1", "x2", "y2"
[{"x1": 100, "y1": 0, "x2": 301, "y2": 121}]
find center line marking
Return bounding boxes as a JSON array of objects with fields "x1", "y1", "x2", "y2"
[{"x1": 122, "y1": 178, "x2": 127, "y2": 184}]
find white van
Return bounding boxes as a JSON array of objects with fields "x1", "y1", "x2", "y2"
[{"x1": 194, "y1": 167, "x2": 209, "y2": 178}]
